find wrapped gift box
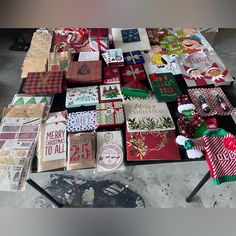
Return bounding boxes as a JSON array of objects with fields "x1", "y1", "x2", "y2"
[
  {"x1": 96, "y1": 102, "x2": 125, "y2": 127},
  {"x1": 107, "y1": 48, "x2": 124, "y2": 67},
  {"x1": 96, "y1": 130, "x2": 124, "y2": 172},
  {"x1": 121, "y1": 64, "x2": 146, "y2": 83},
  {"x1": 67, "y1": 111, "x2": 96, "y2": 132},
  {"x1": 123, "y1": 50, "x2": 145, "y2": 66},
  {"x1": 23, "y1": 71, "x2": 67, "y2": 95},
  {"x1": 67, "y1": 132, "x2": 96, "y2": 170},
  {"x1": 126, "y1": 130, "x2": 181, "y2": 161},
  {"x1": 90, "y1": 40, "x2": 109, "y2": 52},
  {"x1": 89, "y1": 28, "x2": 109, "y2": 41},
  {"x1": 66, "y1": 86, "x2": 99, "y2": 108},
  {"x1": 67, "y1": 61, "x2": 102, "y2": 84},
  {"x1": 122, "y1": 80, "x2": 149, "y2": 98},
  {"x1": 78, "y1": 51, "x2": 100, "y2": 61},
  {"x1": 104, "y1": 67, "x2": 121, "y2": 84},
  {"x1": 99, "y1": 84, "x2": 123, "y2": 102},
  {"x1": 38, "y1": 111, "x2": 67, "y2": 172}
]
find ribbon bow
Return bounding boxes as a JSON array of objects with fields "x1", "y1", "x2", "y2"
[
  {"x1": 124, "y1": 67, "x2": 144, "y2": 81},
  {"x1": 126, "y1": 54, "x2": 140, "y2": 63}
]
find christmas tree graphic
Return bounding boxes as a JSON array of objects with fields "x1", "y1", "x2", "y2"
[{"x1": 102, "y1": 86, "x2": 120, "y2": 99}]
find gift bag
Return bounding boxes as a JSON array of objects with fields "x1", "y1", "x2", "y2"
[
  {"x1": 48, "y1": 43, "x2": 71, "y2": 72},
  {"x1": 52, "y1": 29, "x2": 89, "y2": 53}
]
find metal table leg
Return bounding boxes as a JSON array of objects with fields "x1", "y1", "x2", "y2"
[
  {"x1": 186, "y1": 171, "x2": 211, "y2": 202},
  {"x1": 27, "y1": 178, "x2": 63, "y2": 208}
]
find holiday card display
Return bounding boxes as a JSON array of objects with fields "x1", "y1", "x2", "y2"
[
  {"x1": 148, "y1": 73, "x2": 181, "y2": 102},
  {"x1": 126, "y1": 130, "x2": 180, "y2": 161},
  {"x1": 38, "y1": 111, "x2": 67, "y2": 172},
  {"x1": 123, "y1": 50, "x2": 145, "y2": 66},
  {"x1": 103, "y1": 66, "x2": 121, "y2": 84},
  {"x1": 142, "y1": 50, "x2": 181, "y2": 76},
  {"x1": 96, "y1": 130, "x2": 124, "y2": 172},
  {"x1": 66, "y1": 86, "x2": 99, "y2": 108},
  {"x1": 96, "y1": 102, "x2": 125, "y2": 127},
  {"x1": 123, "y1": 94, "x2": 175, "y2": 132},
  {"x1": 67, "y1": 111, "x2": 96, "y2": 132},
  {"x1": 99, "y1": 84, "x2": 123, "y2": 102},
  {"x1": 188, "y1": 88, "x2": 235, "y2": 117},
  {"x1": 111, "y1": 28, "x2": 151, "y2": 52},
  {"x1": 67, "y1": 132, "x2": 96, "y2": 170},
  {"x1": 78, "y1": 51, "x2": 100, "y2": 61},
  {"x1": 176, "y1": 51, "x2": 234, "y2": 87},
  {"x1": 23, "y1": 71, "x2": 66, "y2": 95},
  {"x1": 67, "y1": 61, "x2": 102, "y2": 84}
]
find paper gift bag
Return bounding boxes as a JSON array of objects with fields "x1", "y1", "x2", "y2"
[
  {"x1": 52, "y1": 29, "x2": 89, "y2": 53},
  {"x1": 67, "y1": 132, "x2": 96, "y2": 170},
  {"x1": 48, "y1": 43, "x2": 71, "y2": 72},
  {"x1": 23, "y1": 71, "x2": 66, "y2": 94},
  {"x1": 121, "y1": 64, "x2": 146, "y2": 83},
  {"x1": 67, "y1": 61, "x2": 102, "y2": 84},
  {"x1": 96, "y1": 102, "x2": 125, "y2": 127},
  {"x1": 38, "y1": 111, "x2": 67, "y2": 172}
]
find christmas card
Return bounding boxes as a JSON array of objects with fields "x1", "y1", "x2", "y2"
[
  {"x1": 96, "y1": 130, "x2": 124, "y2": 172},
  {"x1": 38, "y1": 111, "x2": 67, "y2": 172},
  {"x1": 67, "y1": 132, "x2": 96, "y2": 170},
  {"x1": 142, "y1": 50, "x2": 181, "y2": 76},
  {"x1": 67, "y1": 111, "x2": 96, "y2": 132},
  {"x1": 123, "y1": 94, "x2": 175, "y2": 132},
  {"x1": 99, "y1": 84, "x2": 123, "y2": 102},
  {"x1": 176, "y1": 50, "x2": 234, "y2": 87},
  {"x1": 66, "y1": 86, "x2": 99, "y2": 108},
  {"x1": 148, "y1": 73, "x2": 181, "y2": 102},
  {"x1": 111, "y1": 28, "x2": 151, "y2": 52},
  {"x1": 126, "y1": 130, "x2": 181, "y2": 161},
  {"x1": 96, "y1": 102, "x2": 125, "y2": 127}
]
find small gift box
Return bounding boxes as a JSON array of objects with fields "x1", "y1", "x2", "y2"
[
  {"x1": 103, "y1": 67, "x2": 121, "y2": 84},
  {"x1": 66, "y1": 86, "x2": 99, "y2": 108},
  {"x1": 96, "y1": 130, "x2": 124, "y2": 172},
  {"x1": 121, "y1": 28, "x2": 141, "y2": 43},
  {"x1": 126, "y1": 129, "x2": 181, "y2": 161},
  {"x1": 89, "y1": 28, "x2": 109, "y2": 41},
  {"x1": 23, "y1": 71, "x2": 66, "y2": 95},
  {"x1": 78, "y1": 51, "x2": 100, "y2": 61},
  {"x1": 90, "y1": 40, "x2": 109, "y2": 52},
  {"x1": 99, "y1": 84, "x2": 123, "y2": 102},
  {"x1": 123, "y1": 50, "x2": 145, "y2": 66},
  {"x1": 121, "y1": 64, "x2": 146, "y2": 83},
  {"x1": 67, "y1": 132, "x2": 96, "y2": 170},
  {"x1": 96, "y1": 102, "x2": 125, "y2": 127},
  {"x1": 67, "y1": 61, "x2": 102, "y2": 84},
  {"x1": 67, "y1": 111, "x2": 96, "y2": 133},
  {"x1": 107, "y1": 48, "x2": 124, "y2": 67}
]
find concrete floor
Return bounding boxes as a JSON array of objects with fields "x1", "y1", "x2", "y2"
[{"x1": 0, "y1": 29, "x2": 236, "y2": 208}]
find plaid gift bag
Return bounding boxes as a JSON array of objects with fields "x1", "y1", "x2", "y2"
[
  {"x1": 123, "y1": 50, "x2": 145, "y2": 66},
  {"x1": 104, "y1": 66, "x2": 121, "y2": 84},
  {"x1": 121, "y1": 64, "x2": 146, "y2": 83},
  {"x1": 67, "y1": 61, "x2": 102, "y2": 84},
  {"x1": 96, "y1": 102, "x2": 124, "y2": 127},
  {"x1": 48, "y1": 43, "x2": 71, "y2": 72},
  {"x1": 23, "y1": 71, "x2": 66, "y2": 94},
  {"x1": 52, "y1": 29, "x2": 89, "y2": 53}
]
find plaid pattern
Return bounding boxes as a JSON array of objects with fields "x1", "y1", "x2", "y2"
[
  {"x1": 121, "y1": 64, "x2": 146, "y2": 83},
  {"x1": 123, "y1": 50, "x2": 145, "y2": 66},
  {"x1": 23, "y1": 71, "x2": 66, "y2": 94},
  {"x1": 104, "y1": 67, "x2": 121, "y2": 84},
  {"x1": 177, "y1": 113, "x2": 205, "y2": 138},
  {"x1": 67, "y1": 61, "x2": 102, "y2": 84}
]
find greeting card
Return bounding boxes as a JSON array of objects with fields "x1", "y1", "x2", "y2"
[
  {"x1": 99, "y1": 84, "x2": 123, "y2": 102},
  {"x1": 123, "y1": 94, "x2": 175, "y2": 132},
  {"x1": 66, "y1": 86, "x2": 99, "y2": 108},
  {"x1": 67, "y1": 132, "x2": 96, "y2": 170}
]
